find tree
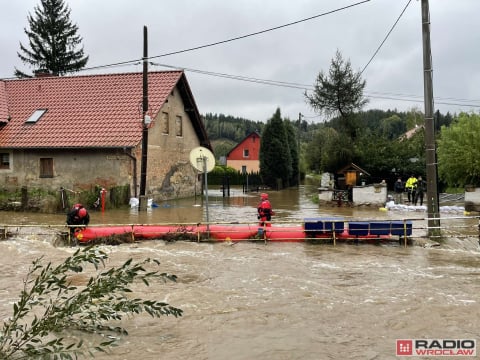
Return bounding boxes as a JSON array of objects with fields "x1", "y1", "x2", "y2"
[
  {"x1": 284, "y1": 120, "x2": 300, "y2": 186},
  {"x1": 435, "y1": 110, "x2": 453, "y2": 132},
  {"x1": 305, "y1": 50, "x2": 368, "y2": 139},
  {"x1": 305, "y1": 126, "x2": 355, "y2": 173},
  {"x1": 380, "y1": 114, "x2": 406, "y2": 140},
  {"x1": 15, "y1": 0, "x2": 89, "y2": 77},
  {"x1": 437, "y1": 112, "x2": 480, "y2": 187},
  {"x1": 405, "y1": 107, "x2": 424, "y2": 130},
  {"x1": 259, "y1": 108, "x2": 292, "y2": 189},
  {"x1": 0, "y1": 247, "x2": 182, "y2": 359}
]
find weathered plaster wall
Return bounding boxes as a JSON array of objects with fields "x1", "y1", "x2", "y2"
[
  {"x1": 142, "y1": 87, "x2": 203, "y2": 201},
  {"x1": 318, "y1": 184, "x2": 387, "y2": 206},
  {"x1": 352, "y1": 184, "x2": 387, "y2": 205},
  {"x1": 1, "y1": 148, "x2": 132, "y2": 192}
]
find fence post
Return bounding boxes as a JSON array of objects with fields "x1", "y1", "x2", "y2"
[{"x1": 333, "y1": 226, "x2": 336, "y2": 247}]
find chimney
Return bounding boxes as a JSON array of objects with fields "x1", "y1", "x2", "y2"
[{"x1": 34, "y1": 69, "x2": 56, "y2": 78}]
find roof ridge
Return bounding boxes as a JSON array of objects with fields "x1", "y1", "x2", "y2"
[{"x1": 3, "y1": 70, "x2": 184, "y2": 82}]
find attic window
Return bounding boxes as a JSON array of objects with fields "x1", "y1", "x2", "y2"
[
  {"x1": 175, "y1": 115, "x2": 183, "y2": 137},
  {"x1": 0, "y1": 153, "x2": 10, "y2": 169},
  {"x1": 25, "y1": 109, "x2": 47, "y2": 123}
]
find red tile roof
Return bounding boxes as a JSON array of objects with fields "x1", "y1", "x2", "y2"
[{"x1": 0, "y1": 71, "x2": 202, "y2": 148}]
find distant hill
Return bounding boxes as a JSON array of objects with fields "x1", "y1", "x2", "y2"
[
  {"x1": 203, "y1": 113, "x2": 264, "y2": 158},
  {"x1": 210, "y1": 138, "x2": 237, "y2": 159}
]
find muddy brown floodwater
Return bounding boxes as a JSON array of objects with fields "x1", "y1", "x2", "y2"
[{"x1": 0, "y1": 185, "x2": 479, "y2": 359}]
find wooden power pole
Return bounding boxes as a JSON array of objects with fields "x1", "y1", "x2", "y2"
[
  {"x1": 139, "y1": 26, "x2": 149, "y2": 210},
  {"x1": 421, "y1": 0, "x2": 441, "y2": 235}
]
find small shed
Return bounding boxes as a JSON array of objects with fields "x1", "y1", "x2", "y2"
[{"x1": 337, "y1": 163, "x2": 370, "y2": 188}]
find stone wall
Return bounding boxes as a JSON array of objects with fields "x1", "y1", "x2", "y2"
[{"x1": 0, "y1": 148, "x2": 131, "y2": 193}]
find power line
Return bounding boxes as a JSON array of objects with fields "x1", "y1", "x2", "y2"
[
  {"x1": 360, "y1": 0, "x2": 413, "y2": 74},
  {"x1": 150, "y1": 62, "x2": 309, "y2": 90},
  {"x1": 3, "y1": 0, "x2": 478, "y2": 110},
  {"x1": 148, "y1": 0, "x2": 371, "y2": 61},
  {"x1": 151, "y1": 62, "x2": 480, "y2": 108},
  {"x1": 42, "y1": 0, "x2": 372, "y2": 74}
]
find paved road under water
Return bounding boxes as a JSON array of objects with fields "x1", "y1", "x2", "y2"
[{"x1": 0, "y1": 185, "x2": 479, "y2": 359}]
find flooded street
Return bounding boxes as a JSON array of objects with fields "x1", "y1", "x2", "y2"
[{"x1": 0, "y1": 185, "x2": 479, "y2": 359}]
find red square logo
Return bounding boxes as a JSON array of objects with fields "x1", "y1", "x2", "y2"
[{"x1": 396, "y1": 339, "x2": 413, "y2": 356}]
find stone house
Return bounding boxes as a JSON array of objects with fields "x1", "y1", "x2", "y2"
[
  {"x1": 0, "y1": 71, "x2": 211, "y2": 202},
  {"x1": 226, "y1": 131, "x2": 261, "y2": 174}
]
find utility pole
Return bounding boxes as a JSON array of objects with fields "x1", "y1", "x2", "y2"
[
  {"x1": 298, "y1": 112, "x2": 302, "y2": 187},
  {"x1": 139, "y1": 26, "x2": 149, "y2": 210},
  {"x1": 421, "y1": 0, "x2": 440, "y2": 236}
]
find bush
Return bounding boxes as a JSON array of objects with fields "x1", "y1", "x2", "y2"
[{"x1": 0, "y1": 246, "x2": 182, "y2": 359}]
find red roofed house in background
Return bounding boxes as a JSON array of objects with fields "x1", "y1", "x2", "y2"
[
  {"x1": 0, "y1": 71, "x2": 211, "y2": 203},
  {"x1": 226, "y1": 131, "x2": 261, "y2": 174}
]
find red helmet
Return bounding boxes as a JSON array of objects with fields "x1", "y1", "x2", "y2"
[
  {"x1": 260, "y1": 193, "x2": 268, "y2": 200},
  {"x1": 78, "y1": 208, "x2": 87, "y2": 218}
]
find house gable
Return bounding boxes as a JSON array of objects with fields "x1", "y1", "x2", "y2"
[{"x1": 226, "y1": 131, "x2": 261, "y2": 173}]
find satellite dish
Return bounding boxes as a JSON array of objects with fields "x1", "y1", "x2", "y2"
[{"x1": 189, "y1": 146, "x2": 215, "y2": 173}]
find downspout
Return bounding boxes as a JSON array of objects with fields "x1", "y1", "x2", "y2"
[{"x1": 124, "y1": 148, "x2": 138, "y2": 198}]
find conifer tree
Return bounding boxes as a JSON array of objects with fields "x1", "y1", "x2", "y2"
[
  {"x1": 15, "y1": 0, "x2": 89, "y2": 77},
  {"x1": 259, "y1": 108, "x2": 292, "y2": 189},
  {"x1": 305, "y1": 50, "x2": 367, "y2": 139},
  {"x1": 284, "y1": 120, "x2": 299, "y2": 186}
]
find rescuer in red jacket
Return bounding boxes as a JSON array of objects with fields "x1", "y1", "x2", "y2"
[{"x1": 257, "y1": 193, "x2": 274, "y2": 226}]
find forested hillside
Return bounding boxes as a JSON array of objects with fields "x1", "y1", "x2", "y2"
[
  {"x1": 203, "y1": 108, "x2": 454, "y2": 189},
  {"x1": 204, "y1": 109, "x2": 453, "y2": 159},
  {"x1": 203, "y1": 113, "x2": 265, "y2": 158}
]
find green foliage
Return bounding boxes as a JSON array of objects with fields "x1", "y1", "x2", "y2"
[
  {"x1": 259, "y1": 109, "x2": 293, "y2": 188},
  {"x1": 15, "y1": 0, "x2": 88, "y2": 77},
  {"x1": 435, "y1": 110, "x2": 454, "y2": 132},
  {"x1": 0, "y1": 246, "x2": 182, "y2": 359},
  {"x1": 301, "y1": 109, "x2": 429, "y2": 183},
  {"x1": 405, "y1": 107, "x2": 424, "y2": 130},
  {"x1": 304, "y1": 126, "x2": 355, "y2": 173},
  {"x1": 202, "y1": 107, "x2": 455, "y2": 190},
  {"x1": 437, "y1": 112, "x2": 480, "y2": 187},
  {"x1": 208, "y1": 165, "x2": 261, "y2": 186},
  {"x1": 203, "y1": 113, "x2": 264, "y2": 143},
  {"x1": 210, "y1": 139, "x2": 237, "y2": 159},
  {"x1": 305, "y1": 50, "x2": 368, "y2": 139},
  {"x1": 380, "y1": 114, "x2": 406, "y2": 140},
  {"x1": 284, "y1": 120, "x2": 300, "y2": 186}
]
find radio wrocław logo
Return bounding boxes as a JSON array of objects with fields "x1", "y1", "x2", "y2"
[{"x1": 396, "y1": 339, "x2": 476, "y2": 357}]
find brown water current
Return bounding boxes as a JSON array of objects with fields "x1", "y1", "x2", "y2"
[{"x1": 0, "y1": 185, "x2": 479, "y2": 359}]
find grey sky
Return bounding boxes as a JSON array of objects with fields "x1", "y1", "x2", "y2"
[{"x1": 1, "y1": 0, "x2": 479, "y2": 122}]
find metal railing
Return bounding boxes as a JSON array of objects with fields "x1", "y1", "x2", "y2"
[{"x1": 1, "y1": 216, "x2": 479, "y2": 248}]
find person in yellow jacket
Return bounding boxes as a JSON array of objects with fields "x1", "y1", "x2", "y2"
[{"x1": 405, "y1": 175, "x2": 418, "y2": 203}]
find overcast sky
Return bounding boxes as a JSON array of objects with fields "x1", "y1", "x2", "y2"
[{"x1": 1, "y1": 0, "x2": 479, "y2": 122}]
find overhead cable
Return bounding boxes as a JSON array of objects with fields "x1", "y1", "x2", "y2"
[
  {"x1": 151, "y1": 62, "x2": 480, "y2": 108},
  {"x1": 360, "y1": 0, "x2": 413, "y2": 74},
  {"x1": 55, "y1": 0, "x2": 371, "y2": 73}
]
